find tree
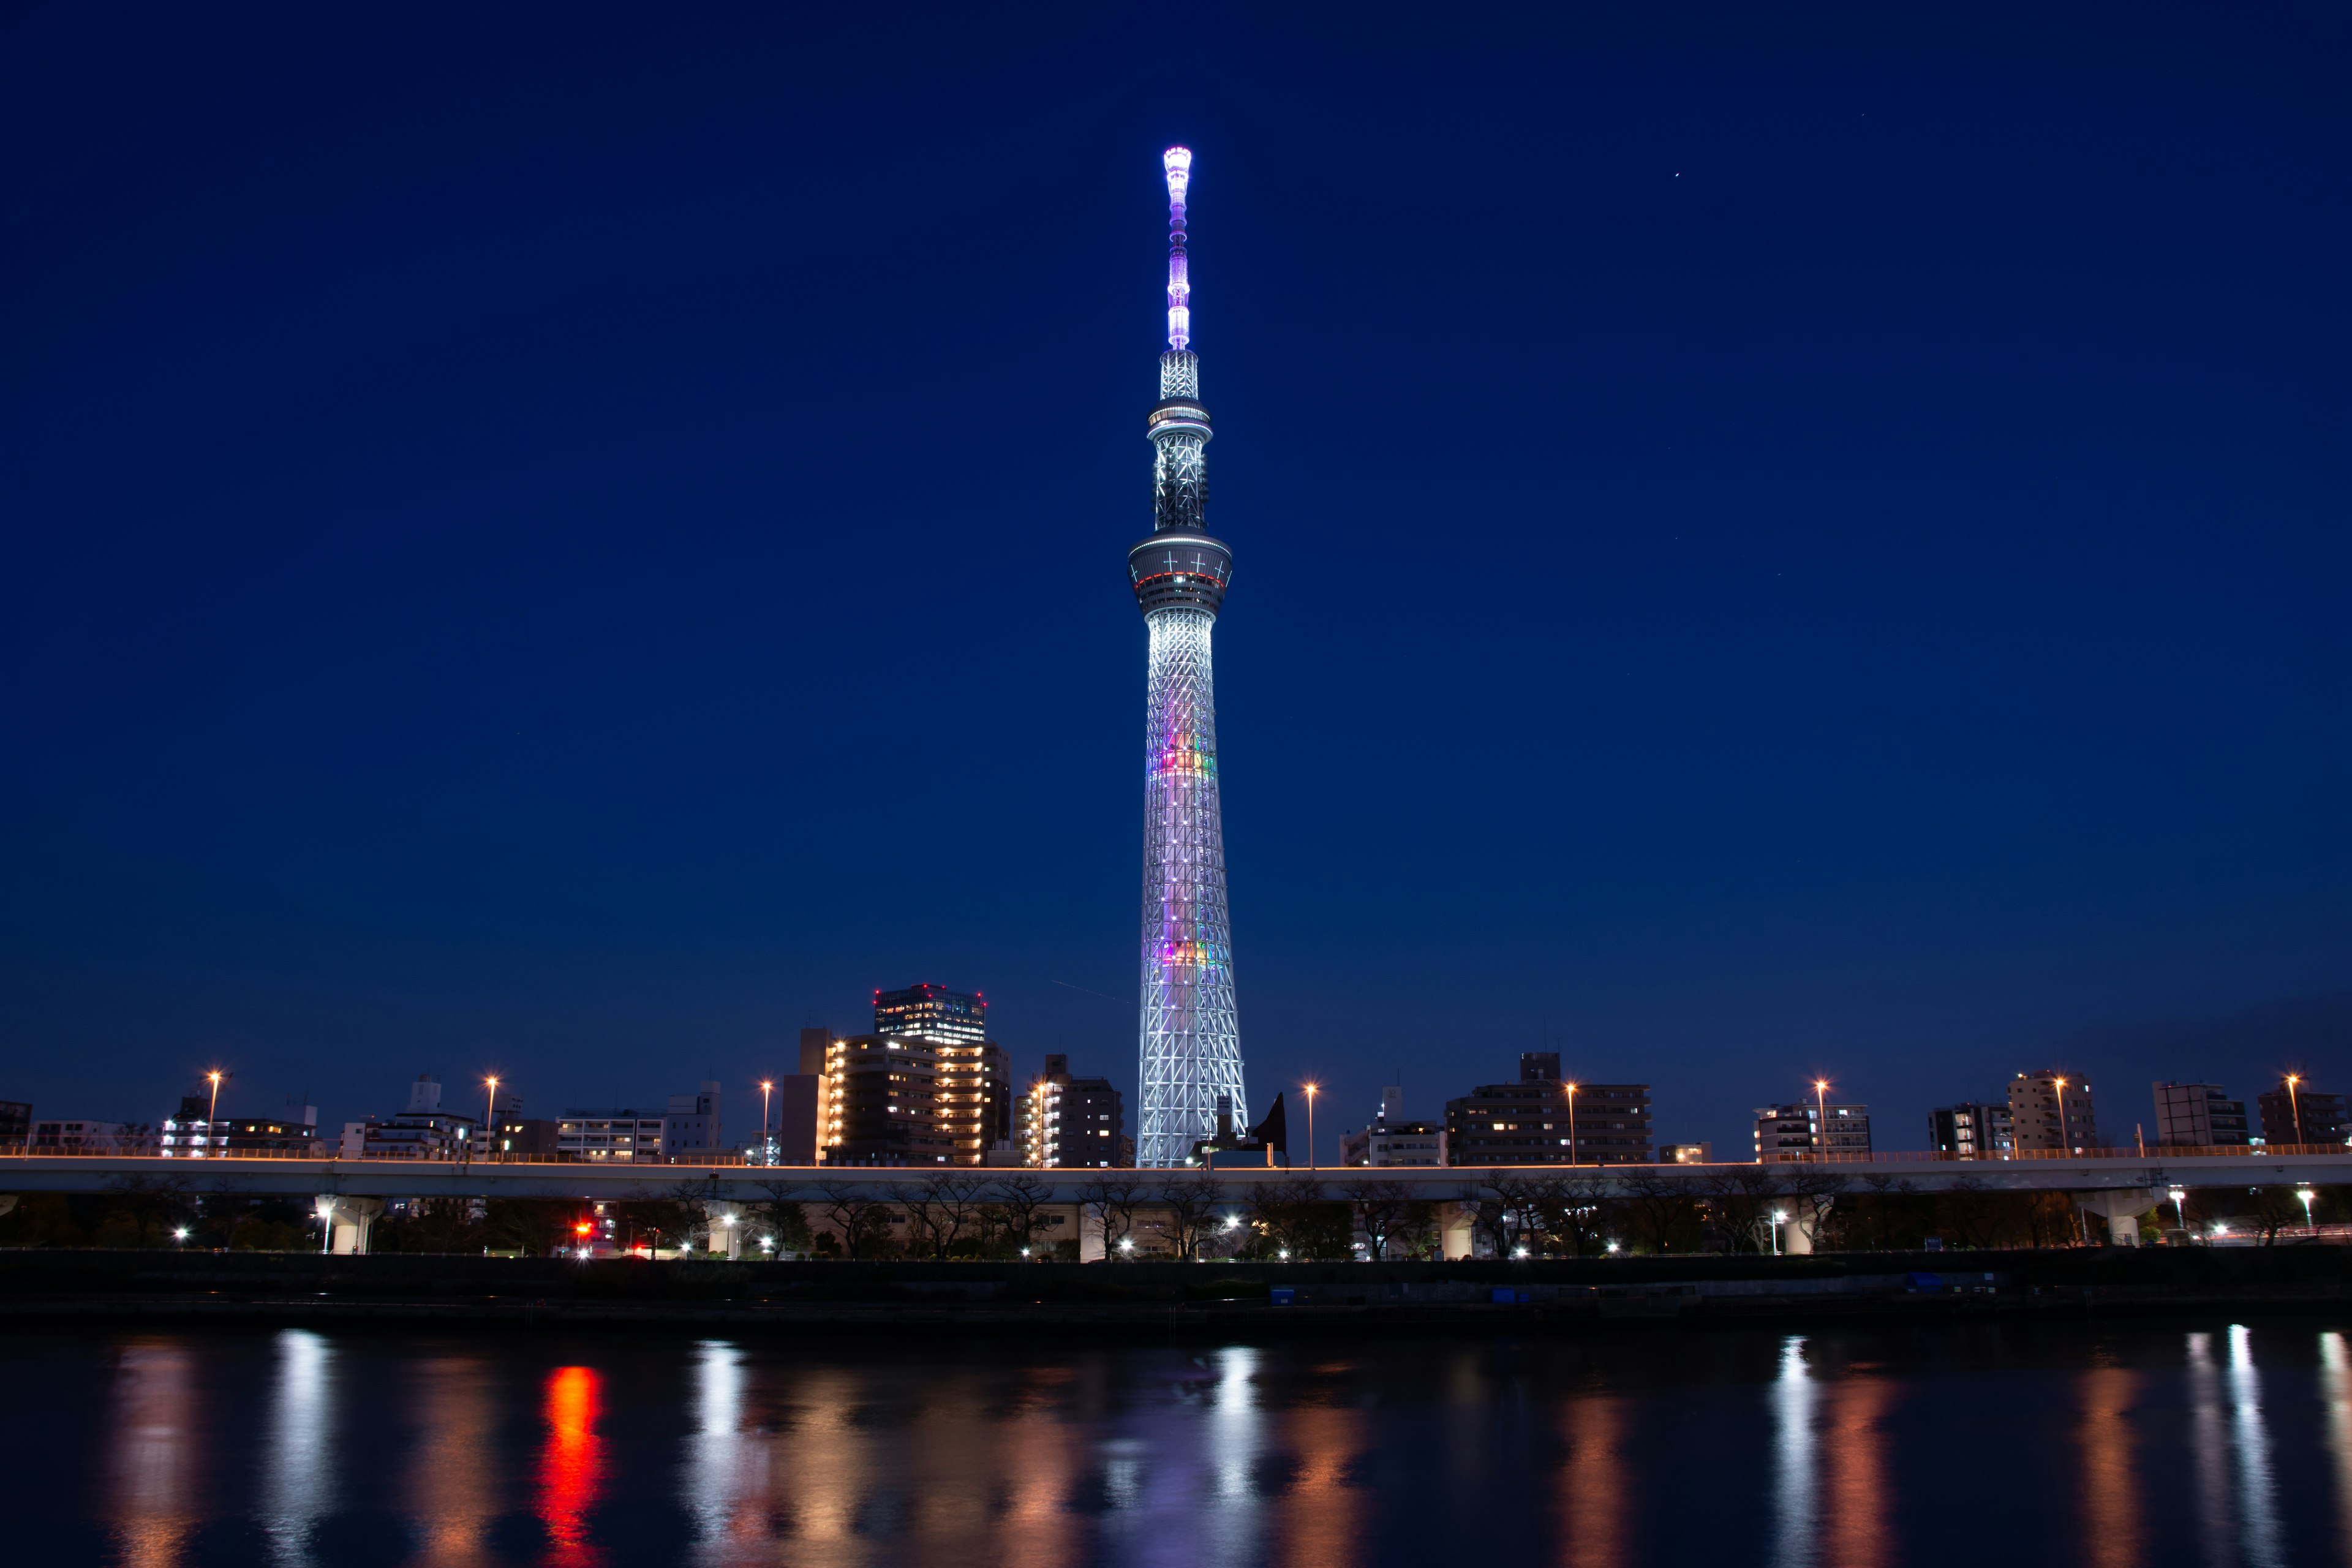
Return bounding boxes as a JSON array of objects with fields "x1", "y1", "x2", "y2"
[
  {"x1": 1698, "y1": 1167, "x2": 1787, "y2": 1253},
  {"x1": 748, "y1": 1181, "x2": 815, "y2": 1256},
  {"x1": 100, "y1": 1175, "x2": 194, "y2": 1249},
  {"x1": 1782, "y1": 1169, "x2": 1848, "y2": 1253},
  {"x1": 817, "y1": 1183, "x2": 902, "y2": 1259},
  {"x1": 987, "y1": 1173, "x2": 1059, "y2": 1257},
  {"x1": 1343, "y1": 1179, "x2": 1414, "y2": 1261},
  {"x1": 1248, "y1": 1178, "x2": 1349, "y2": 1259},
  {"x1": 1617, "y1": 1169, "x2": 1705, "y2": 1254},
  {"x1": 900, "y1": 1175, "x2": 989, "y2": 1260},
  {"x1": 1154, "y1": 1172, "x2": 1224, "y2": 1261},
  {"x1": 1079, "y1": 1177, "x2": 1146, "y2": 1257}
]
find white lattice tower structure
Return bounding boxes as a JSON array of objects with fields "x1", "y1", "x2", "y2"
[{"x1": 1130, "y1": 146, "x2": 1245, "y2": 1167}]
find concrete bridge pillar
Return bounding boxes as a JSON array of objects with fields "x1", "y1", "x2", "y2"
[
  {"x1": 1441, "y1": 1202, "x2": 1476, "y2": 1261},
  {"x1": 322, "y1": 1196, "x2": 383, "y2": 1255},
  {"x1": 1078, "y1": 1204, "x2": 1106, "y2": 1263},
  {"x1": 2078, "y1": 1188, "x2": 2158, "y2": 1246},
  {"x1": 704, "y1": 1202, "x2": 744, "y2": 1259}
]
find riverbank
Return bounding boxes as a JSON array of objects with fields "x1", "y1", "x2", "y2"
[{"x1": 4, "y1": 1246, "x2": 2349, "y2": 1331}]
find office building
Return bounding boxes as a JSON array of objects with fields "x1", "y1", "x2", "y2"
[
  {"x1": 554, "y1": 1109, "x2": 667, "y2": 1161},
  {"x1": 2009, "y1": 1071, "x2": 2099, "y2": 1153},
  {"x1": 1755, "y1": 1102, "x2": 1872, "y2": 1161},
  {"x1": 1445, "y1": 1057, "x2": 1654, "y2": 1166},
  {"x1": 1017, "y1": 1054, "x2": 1129, "y2": 1169},
  {"x1": 2152, "y1": 1082, "x2": 2250, "y2": 1148},
  {"x1": 2258, "y1": 1083, "x2": 2348, "y2": 1147},
  {"x1": 870, "y1": 984, "x2": 1011, "y2": 1165},
  {"x1": 1928, "y1": 1102, "x2": 2013, "y2": 1159}
]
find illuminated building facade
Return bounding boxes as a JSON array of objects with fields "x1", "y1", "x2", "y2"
[
  {"x1": 1928, "y1": 1101, "x2": 2013, "y2": 1158},
  {"x1": 1017, "y1": 1054, "x2": 1128, "y2": 1168},
  {"x1": 2009, "y1": 1070, "x2": 2100, "y2": 1153},
  {"x1": 1755, "y1": 1102, "x2": 1871, "y2": 1161},
  {"x1": 1444, "y1": 1057, "x2": 1653, "y2": 1165},
  {"x1": 1133, "y1": 146, "x2": 1246, "y2": 1167},
  {"x1": 817, "y1": 984, "x2": 1010, "y2": 1164}
]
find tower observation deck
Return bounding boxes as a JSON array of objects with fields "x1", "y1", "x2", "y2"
[{"x1": 1131, "y1": 146, "x2": 1244, "y2": 1168}]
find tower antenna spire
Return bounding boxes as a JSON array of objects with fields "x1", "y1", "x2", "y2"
[{"x1": 1163, "y1": 146, "x2": 1193, "y2": 350}]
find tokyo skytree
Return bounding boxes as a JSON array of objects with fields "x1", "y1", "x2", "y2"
[{"x1": 1131, "y1": 146, "x2": 1245, "y2": 1167}]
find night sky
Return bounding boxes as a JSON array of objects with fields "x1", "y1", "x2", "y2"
[{"x1": 4, "y1": 4, "x2": 2346, "y2": 1160}]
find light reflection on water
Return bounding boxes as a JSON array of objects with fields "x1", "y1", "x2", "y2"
[{"x1": 30, "y1": 1319, "x2": 2352, "y2": 1564}]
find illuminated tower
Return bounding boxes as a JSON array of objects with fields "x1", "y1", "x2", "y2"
[{"x1": 1131, "y1": 146, "x2": 1245, "y2": 1167}]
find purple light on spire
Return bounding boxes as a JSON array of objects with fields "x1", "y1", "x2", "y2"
[{"x1": 1163, "y1": 146, "x2": 1193, "y2": 350}]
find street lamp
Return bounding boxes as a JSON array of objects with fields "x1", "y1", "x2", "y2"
[
  {"x1": 1302, "y1": 1082, "x2": 1319, "y2": 1171},
  {"x1": 1565, "y1": 1082, "x2": 1579, "y2": 1167},
  {"x1": 1814, "y1": 1079, "x2": 1831, "y2": 1159},
  {"x1": 1770, "y1": 1209, "x2": 1787, "y2": 1257},
  {"x1": 203, "y1": 1069, "x2": 227, "y2": 1158},
  {"x1": 760, "y1": 1080, "x2": 774, "y2": 1166},
  {"x1": 2169, "y1": 1186, "x2": 2187, "y2": 1231},
  {"x1": 2054, "y1": 1077, "x2": 2071, "y2": 1154},
  {"x1": 173, "y1": 1227, "x2": 190, "y2": 1245},
  {"x1": 2287, "y1": 1075, "x2": 2305, "y2": 1146},
  {"x1": 483, "y1": 1076, "x2": 499, "y2": 1161},
  {"x1": 2300, "y1": 1186, "x2": 2317, "y2": 1232}
]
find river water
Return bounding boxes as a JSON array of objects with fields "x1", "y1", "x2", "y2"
[{"x1": 9, "y1": 1316, "x2": 2352, "y2": 1566}]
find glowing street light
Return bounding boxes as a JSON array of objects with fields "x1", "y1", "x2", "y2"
[
  {"x1": 2287, "y1": 1075, "x2": 2305, "y2": 1146},
  {"x1": 1302, "y1": 1082, "x2": 1319, "y2": 1170},
  {"x1": 483, "y1": 1076, "x2": 500, "y2": 1160},
  {"x1": 1565, "y1": 1082, "x2": 1579, "y2": 1167},
  {"x1": 2054, "y1": 1077, "x2": 2072, "y2": 1154},
  {"x1": 1814, "y1": 1079, "x2": 1831, "y2": 1158},
  {"x1": 760, "y1": 1080, "x2": 775, "y2": 1166},
  {"x1": 173, "y1": 1227, "x2": 190, "y2": 1244},
  {"x1": 203, "y1": 1069, "x2": 227, "y2": 1157},
  {"x1": 1770, "y1": 1209, "x2": 1788, "y2": 1257},
  {"x1": 2169, "y1": 1186, "x2": 2188, "y2": 1231},
  {"x1": 2300, "y1": 1186, "x2": 2317, "y2": 1232}
]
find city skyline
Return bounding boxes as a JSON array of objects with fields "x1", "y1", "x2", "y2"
[{"x1": 2, "y1": 7, "x2": 2346, "y2": 1164}]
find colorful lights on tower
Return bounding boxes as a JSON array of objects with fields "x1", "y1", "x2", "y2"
[{"x1": 1129, "y1": 146, "x2": 1245, "y2": 1167}]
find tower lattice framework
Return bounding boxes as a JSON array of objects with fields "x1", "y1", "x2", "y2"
[{"x1": 1131, "y1": 147, "x2": 1245, "y2": 1167}]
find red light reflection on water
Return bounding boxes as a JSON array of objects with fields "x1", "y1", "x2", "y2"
[{"x1": 538, "y1": 1365, "x2": 605, "y2": 1565}]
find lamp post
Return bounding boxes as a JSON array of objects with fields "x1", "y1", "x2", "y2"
[
  {"x1": 1770, "y1": 1209, "x2": 1787, "y2": 1257},
  {"x1": 760, "y1": 1080, "x2": 774, "y2": 1166},
  {"x1": 203, "y1": 1070, "x2": 227, "y2": 1158},
  {"x1": 2054, "y1": 1077, "x2": 2071, "y2": 1155},
  {"x1": 1566, "y1": 1082, "x2": 1579, "y2": 1167},
  {"x1": 2287, "y1": 1075, "x2": 2305, "y2": 1146},
  {"x1": 1814, "y1": 1079, "x2": 1831, "y2": 1160},
  {"x1": 2300, "y1": 1186, "x2": 2317, "y2": 1232},
  {"x1": 1303, "y1": 1083, "x2": 1319, "y2": 1171},
  {"x1": 483, "y1": 1076, "x2": 499, "y2": 1161},
  {"x1": 2169, "y1": 1186, "x2": 2187, "y2": 1232}
]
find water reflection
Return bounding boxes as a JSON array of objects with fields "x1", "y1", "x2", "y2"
[
  {"x1": 2076, "y1": 1364, "x2": 2142, "y2": 1568},
  {"x1": 2228, "y1": 1325, "x2": 2284, "y2": 1568},
  {"x1": 539, "y1": 1365, "x2": 605, "y2": 1566},
  {"x1": 1821, "y1": 1373, "x2": 1891, "y2": 1568},
  {"x1": 410, "y1": 1354, "x2": 499, "y2": 1567},
  {"x1": 2321, "y1": 1332, "x2": 2352, "y2": 1564},
  {"x1": 1559, "y1": 1393, "x2": 1624, "y2": 1568},
  {"x1": 260, "y1": 1329, "x2": 333, "y2": 1567},
  {"x1": 1770, "y1": 1336, "x2": 1817, "y2": 1568},
  {"x1": 107, "y1": 1340, "x2": 200, "y2": 1568}
]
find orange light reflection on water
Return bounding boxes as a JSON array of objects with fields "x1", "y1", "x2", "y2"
[
  {"x1": 1558, "y1": 1394, "x2": 1625, "y2": 1568},
  {"x1": 539, "y1": 1365, "x2": 606, "y2": 1566},
  {"x1": 106, "y1": 1340, "x2": 199, "y2": 1568}
]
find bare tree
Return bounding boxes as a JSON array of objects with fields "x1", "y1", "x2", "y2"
[
  {"x1": 989, "y1": 1172, "x2": 1058, "y2": 1256},
  {"x1": 1698, "y1": 1167, "x2": 1787, "y2": 1253},
  {"x1": 1343, "y1": 1179, "x2": 1413, "y2": 1261},
  {"x1": 816, "y1": 1182, "x2": 902, "y2": 1259},
  {"x1": 900, "y1": 1174, "x2": 989, "y2": 1259},
  {"x1": 1782, "y1": 1169, "x2": 1847, "y2": 1252},
  {"x1": 1079, "y1": 1177, "x2": 1147, "y2": 1257},
  {"x1": 1249, "y1": 1178, "x2": 1342, "y2": 1258},
  {"x1": 1477, "y1": 1174, "x2": 1550, "y2": 1257},
  {"x1": 1154, "y1": 1171, "x2": 1224, "y2": 1261},
  {"x1": 1617, "y1": 1169, "x2": 1704, "y2": 1254}
]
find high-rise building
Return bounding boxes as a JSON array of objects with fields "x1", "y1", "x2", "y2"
[
  {"x1": 2152, "y1": 1082, "x2": 2250, "y2": 1148},
  {"x1": 1928, "y1": 1101, "x2": 2013, "y2": 1159},
  {"x1": 1133, "y1": 147, "x2": 1246, "y2": 1169},
  {"x1": 1445, "y1": 1058, "x2": 1653, "y2": 1166},
  {"x1": 873, "y1": 984, "x2": 1008, "y2": 1164},
  {"x1": 2258, "y1": 1082, "x2": 2348, "y2": 1147},
  {"x1": 1755, "y1": 1102, "x2": 1872, "y2": 1161},
  {"x1": 1017, "y1": 1054, "x2": 1128, "y2": 1169},
  {"x1": 2009, "y1": 1071, "x2": 2099, "y2": 1153}
]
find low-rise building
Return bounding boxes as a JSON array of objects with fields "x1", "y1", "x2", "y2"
[
  {"x1": 2010, "y1": 1071, "x2": 2100, "y2": 1153},
  {"x1": 1445, "y1": 1054, "x2": 1653, "y2": 1166},
  {"x1": 161, "y1": 1094, "x2": 318, "y2": 1157},
  {"x1": 2153, "y1": 1082, "x2": 2249, "y2": 1148},
  {"x1": 1928, "y1": 1102, "x2": 2013, "y2": 1159},
  {"x1": 2257, "y1": 1083, "x2": 2348, "y2": 1147},
  {"x1": 1755, "y1": 1101, "x2": 1871, "y2": 1161},
  {"x1": 1659, "y1": 1142, "x2": 1713, "y2": 1164},
  {"x1": 350, "y1": 1076, "x2": 476, "y2": 1159},
  {"x1": 29, "y1": 1118, "x2": 160, "y2": 1155},
  {"x1": 1341, "y1": 1088, "x2": 1447, "y2": 1167}
]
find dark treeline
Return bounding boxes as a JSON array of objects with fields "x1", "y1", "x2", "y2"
[{"x1": 1, "y1": 1171, "x2": 2343, "y2": 1258}]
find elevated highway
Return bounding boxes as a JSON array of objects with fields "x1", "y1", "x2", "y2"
[{"x1": 9, "y1": 1147, "x2": 2351, "y2": 1254}]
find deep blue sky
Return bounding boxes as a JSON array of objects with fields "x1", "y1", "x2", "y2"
[{"x1": 4, "y1": 4, "x2": 2347, "y2": 1159}]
